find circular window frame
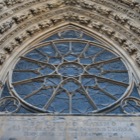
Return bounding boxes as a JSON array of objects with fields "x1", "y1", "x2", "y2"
[{"x1": 8, "y1": 38, "x2": 133, "y2": 114}]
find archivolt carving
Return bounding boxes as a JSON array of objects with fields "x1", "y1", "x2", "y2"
[
  {"x1": 0, "y1": 0, "x2": 139, "y2": 40},
  {"x1": 0, "y1": 0, "x2": 139, "y2": 73},
  {"x1": 0, "y1": 12, "x2": 138, "y2": 68}
]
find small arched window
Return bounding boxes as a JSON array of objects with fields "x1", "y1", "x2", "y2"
[{"x1": 0, "y1": 28, "x2": 140, "y2": 115}]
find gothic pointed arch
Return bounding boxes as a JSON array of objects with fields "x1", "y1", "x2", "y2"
[{"x1": 0, "y1": 0, "x2": 140, "y2": 115}]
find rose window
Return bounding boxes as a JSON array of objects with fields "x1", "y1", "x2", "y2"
[{"x1": 1, "y1": 30, "x2": 139, "y2": 114}]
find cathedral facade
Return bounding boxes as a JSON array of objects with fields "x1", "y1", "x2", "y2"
[{"x1": 0, "y1": 0, "x2": 140, "y2": 139}]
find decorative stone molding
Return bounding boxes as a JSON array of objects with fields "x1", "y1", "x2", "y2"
[
  {"x1": 0, "y1": 0, "x2": 139, "y2": 72},
  {"x1": 0, "y1": 0, "x2": 139, "y2": 42}
]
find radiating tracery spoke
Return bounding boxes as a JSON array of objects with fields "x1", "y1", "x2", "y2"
[{"x1": 11, "y1": 38, "x2": 130, "y2": 113}]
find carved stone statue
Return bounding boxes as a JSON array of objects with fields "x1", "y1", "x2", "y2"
[
  {"x1": 78, "y1": 16, "x2": 91, "y2": 25},
  {"x1": 0, "y1": 81, "x2": 3, "y2": 89},
  {"x1": 46, "y1": 1, "x2": 62, "y2": 9},
  {"x1": 26, "y1": 26, "x2": 40, "y2": 35},
  {"x1": 91, "y1": 22, "x2": 103, "y2": 30},
  {"x1": 12, "y1": 12, "x2": 31, "y2": 24},
  {"x1": 136, "y1": 53, "x2": 140, "y2": 66},
  {"x1": 97, "y1": 7, "x2": 112, "y2": 17},
  {"x1": 63, "y1": 12, "x2": 78, "y2": 21},
  {"x1": 4, "y1": 41, "x2": 19, "y2": 53},
  {"x1": 79, "y1": 1, "x2": 94, "y2": 10},
  {"x1": 113, "y1": 33, "x2": 126, "y2": 44},
  {"x1": 30, "y1": 6, "x2": 47, "y2": 15},
  {"x1": 63, "y1": 0, "x2": 79, "y2": 5},
  {"x1": 51, "y1": 16, "x2": 62, "y2": 24},
  {"x1": 63, "y1": 12, "x2": 90, "y2": 25},
  {"x1": 119, "y1": 0, "x2": 139, "y2": 8},
  {"x1": 4, "y1": 0, "x2": 23, "y2": 6},
  {"x1": 101, "y1": 26, "x2": 115, "y2": 36},
  {"x1": 15, "y1": 32, "x2": 28, "y2": 44},
  {"x1": 128, "y1": 22, "x2": 140, "y2": 36},
  {"x1": 0, "y1": 53, "x2": 6, "y2": 65},
  {"x1": 122, "y1": 42, "x2": 137, "y2": 54},
  {"x1": 0, "y1": 2, "x2": 5, "y2": 11},
  {"x1": 38, "y1": 20, "x2": 52, "y2": 29},
  {"x1": 0, "y1": 20, "x2": 14, "y2": 34},
  {"x1": 134, "y1": 3, "x2": 140, "y2": 13},
  {"x1": 114, "y1": 14, "x2": 129, "y2": 25}
]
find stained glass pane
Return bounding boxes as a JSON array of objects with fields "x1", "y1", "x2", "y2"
[{"x1": 1, "y1": 30, "x2": 135, "y2": 114}]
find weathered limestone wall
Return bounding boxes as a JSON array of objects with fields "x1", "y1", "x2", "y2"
[{"x1": 0, "y1": 115, "x2": 140, "y2": 140}]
